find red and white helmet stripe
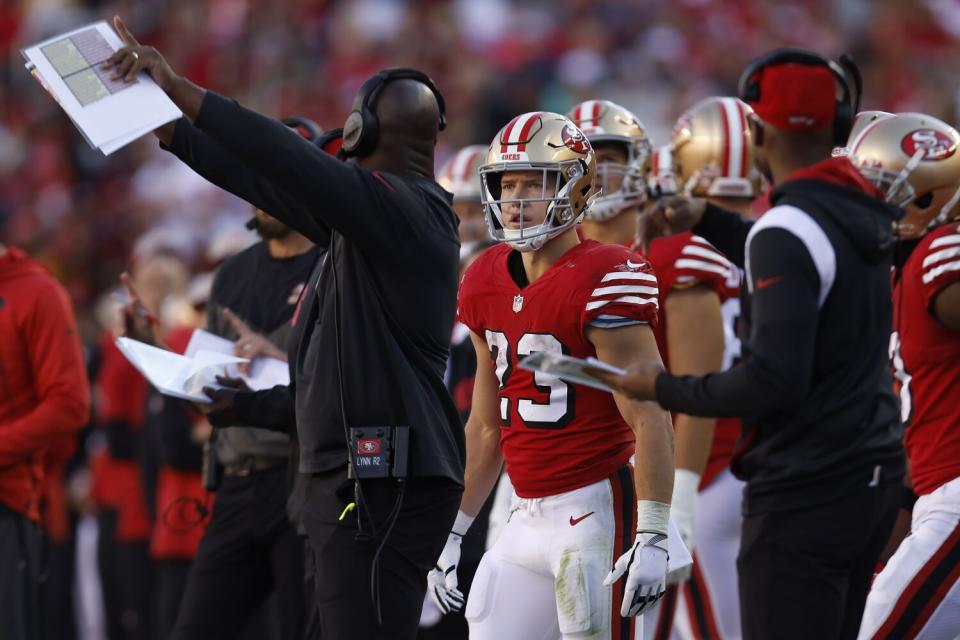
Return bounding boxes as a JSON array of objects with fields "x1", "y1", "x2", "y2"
[
  {"x1": 500, "y1": 112, "x2": 542, "y2": 153},
  {"x1": 718, "y1": 97, "x2": 750, "y2": 179},
  {"x1": 570, "y1": 100, "x2": 603, "y2": 133}
]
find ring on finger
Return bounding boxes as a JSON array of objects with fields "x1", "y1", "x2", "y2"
[
  {"x1": 131, "y1": 51, "x2": 139, "y2": 61},
  {"x1": 242, "y1": 343, "x2": 253, "y2": 352}
]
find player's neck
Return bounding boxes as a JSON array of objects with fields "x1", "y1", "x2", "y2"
[
  {"x1": 268, "y1": 232, "x2": 313, "y2": 259},
  {"x1": 0, "y1": 244, "x2": 5, "y2": 257},
  {"x1": 706, "y1": 197, "x2": 754, "y2": 219},
  {"x1": 580, "y1": 209, "x2": 637, "y2": 246},
  {"x1": 522, "y1": 229, "x2": 580, "y2": 283}
]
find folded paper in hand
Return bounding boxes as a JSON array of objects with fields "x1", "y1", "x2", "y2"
[
  {"x1": 115, "y1": 337, "x2": 249, "y2": 403},
  {"x1": 519, "y1": 352, "x2": 626, "y2": 393},
  {"x1": 21, "y1": 21, "x2": 181, "y2": 155},
  {"x1": 184, "y1": 329, "x2": 289, "y2": 390}
]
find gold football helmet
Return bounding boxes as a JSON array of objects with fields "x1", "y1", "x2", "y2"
[
  {"x1": 566, "y1": 100, "x2": 652, "y2": 221},
  {"x1": 849, "y1": 112, "x2": 960, "y2": 237},
  {"x1": 832, "y1": 110, "x2": 893, "y2": 157},
  {"x1": 437, "y1": 145, "x2": 486, "y2": 202},
  {"x1": 671, "y1": 97, "x2": 758, "y2": 198},
  {"x1": 480, "y1": 112, "x2": 597, "y2": 252},
  {"x1": 647, "y1": 145, "x2": 678, "y2": 197}
]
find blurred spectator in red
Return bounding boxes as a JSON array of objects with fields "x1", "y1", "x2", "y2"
[{"x1": 0, "y1": 241, "x2": 90, "y2": 640}]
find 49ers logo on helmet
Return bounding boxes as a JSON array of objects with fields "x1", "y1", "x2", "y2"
[
  {"x1": 901, "y1": 129, "x2": 957, "y2": 161},
  {"x1": 561, "y1": 125, "x2": 591, "y2": 154}
]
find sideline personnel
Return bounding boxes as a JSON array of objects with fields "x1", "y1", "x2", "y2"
[
  {"x1": 103, "y1": 16, "x2": 465, "y2": 639},
  {"x1": 0, "y1": 242, "x2": 90, "y2": 640},
  {"x1": 593, "y1": 50, "x2": 906, "y2": 639}
]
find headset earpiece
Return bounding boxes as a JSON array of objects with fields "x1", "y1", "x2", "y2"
[{"x1": 340, "y1": 68, "x2": 447, "y2": 158}]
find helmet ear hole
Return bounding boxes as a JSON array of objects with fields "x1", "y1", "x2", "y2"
[{"x1": 914, "y1": 192, "x2": 934, "y2": 209}]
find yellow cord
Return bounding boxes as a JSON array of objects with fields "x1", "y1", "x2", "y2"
[{"x1": 339, "y1": 502, "x2": 356, "y2": 521}]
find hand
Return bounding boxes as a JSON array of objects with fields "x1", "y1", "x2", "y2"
[
  {"x1": 223, "y1": 308, "x2": 286, "y2": 374},
  {"x1": 638, "y1": 196, "x2": 706, "y2": 252},
  {"x1": 101, "y1": 17, "x2": 179, "y2": 91},
  {"x1": 200, "y1": 376, "x2": 251, "y2": 425},
  {"x1": 588, "y1": 359, "x2": 665, "y2": 402},
  {"x1": 427, "y1": 532, "x2": 465, "y2": 615},
  {"x1": 603, "y1": 531, "x2": 669, "y2": 617},
  {"x1": 666, "y1": 469, "x2": 699, "y2": 584},
  {"x1": 118, "y1": 272, "x2": 159, "y2": 344}
]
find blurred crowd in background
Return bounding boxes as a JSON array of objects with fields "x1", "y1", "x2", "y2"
[
  {"x1": 2, "y1": 0, "x2": 960, "y2": 345},
  {"x1": 1, "y1": 0, "x2": 960, "y2": 637}
]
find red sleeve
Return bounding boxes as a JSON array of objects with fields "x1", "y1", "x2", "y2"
[
  {"x1": 0, "y1": 278, "x2": 90, "y2": 466},
  {"x1": 581, "y1": 249, "x2": 660, "y2": 330},
  {"x1": 669, "y1": 235, "x2": 732, "y2": 295},
  {"x1": 456, "y1": 251, "x2": 491, "y2": 336},
  {"x1": 918, "y1": 227, "x2": 960, "y2": 309}
]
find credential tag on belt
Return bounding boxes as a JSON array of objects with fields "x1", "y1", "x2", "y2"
[{"x1": 348, "y1": 426, "x2": 409, "y2": 479}]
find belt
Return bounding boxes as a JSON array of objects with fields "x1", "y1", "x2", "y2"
[{"x1": 223, "y1": 455, "x2": 286, "y2": 478}]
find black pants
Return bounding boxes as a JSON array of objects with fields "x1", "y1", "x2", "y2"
[
  {"x1": 97, "y1": 511, "x2": 153, "y2": 640},
  {"x1": 0, "y1": 506, "x2": 41, "y2": 640},
  {"x1": 41, "y1": 534, "x2": 77, "y2": 640},
  {"x1": 302, "y1": 470, "x2": 461, "y2": 640},
  {"x1": 154, "y1": 559, "x2": 191, "y2": 640},
  {"x1": 738, "y1": 479, "x2": 901, "y2": 640},
  {"x1": 171, "y1": 466, "x2": 305, "y2": 640}
]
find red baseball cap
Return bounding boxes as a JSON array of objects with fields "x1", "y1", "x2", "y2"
[{"x1": 748, "y1": 64, "x2": 837, "y2": 132}]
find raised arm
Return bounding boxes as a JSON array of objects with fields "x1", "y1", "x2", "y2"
[
  {"x1": 162, "y1": 118, "x2": 331, "y2": 246},
  {"x1": 104, "y1": 16, "x2": 402, "y2": 252}
]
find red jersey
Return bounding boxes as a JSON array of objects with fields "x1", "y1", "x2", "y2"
[
  {"x1": 641, "y1": 233, "x2": 741, "y2": 488},
  {"x1": 892, "y1": 222, "x2": 960, "y2": 495},
  {"x1": 458, "y1": 240, "x2": 659, "y2": 498}
]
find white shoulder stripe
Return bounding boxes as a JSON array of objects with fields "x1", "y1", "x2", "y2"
[
  {"x1": 745, "y1": 204, "x2": 836, "y2": 308},
  {"x1": 929, "y1": 234, "x2": 960, "y2": 250},
  {"x1": 674, "y1": 259, "x2": 731, "y2": 277},
  {"x1": 585, "y1": 295, "x2": 659, "y2": 311},
  {"x1": 681, "y1": 244, "x2": 732, "y2": 267},
  {"x1": 923, "y1": 259, "x2": 960, "y2": 284},
  {"x1": 591, "y1": 284, "x2": 658, "y2": 297},
  {"x1": 922, "y1": 246, "x2": 960, "y2": 269},
  {"x1": 600, "y1": 271, "x2": 658, "y2": 283}
]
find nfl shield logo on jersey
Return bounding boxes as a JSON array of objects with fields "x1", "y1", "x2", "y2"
[{"x1": 513, "y1": 294, "x2": 524, "y2": 313}]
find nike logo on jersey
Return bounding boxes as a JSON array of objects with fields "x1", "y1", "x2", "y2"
[
  {"x1": 756, "y1": 275, "x2": 784, "y2": 289},
  {"x1": 626, "y1": 260, "x2": 643, "y2": 270},
  {"x1": 569, "y1": 512, "x2": 595, "y2": 526}
]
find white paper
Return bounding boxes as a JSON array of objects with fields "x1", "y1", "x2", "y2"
[
  {"x1": 184, "y1": 329, "x2": 290, "y2": 390},
  {"x1": 519, "y1": 352, "x2": 626, "y2": 392},
  {"x1": 115, "y1": 337, "x2": 249, "y2": 403},
  {"x1": 666, "y1": 519, "x2": 693, "y2": 573},
  {"x1": 21, "y1": 21, "x2": 181, "y2": 155}
]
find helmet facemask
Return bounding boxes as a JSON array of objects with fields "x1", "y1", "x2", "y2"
[
  {"x1": 586, "y1": 140, "x2": 649, "y2": 222},
  {"x1": 481, "y1": 162, "x2": 588, "y2": 252}
]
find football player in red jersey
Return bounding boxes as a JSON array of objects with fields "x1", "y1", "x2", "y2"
[
  {"x1": 649, "y1": 97, "x2": 760, "y2": 640},
  {"x1": 850, "y1": 113, "x2": 960, "y2": 640},
  {"x1": 428, "y1": 112, "x2": 685, "y2": 639},
  {"x1": 568, "y1": 100, "x2": 735, "y2": 640}
]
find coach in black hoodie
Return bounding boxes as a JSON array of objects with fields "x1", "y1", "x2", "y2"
[{"x1": 597, "y1": 56, "x2": 904, "y2": 639}]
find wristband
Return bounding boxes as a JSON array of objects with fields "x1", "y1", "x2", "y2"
[
  {"x1": 636, "y1": 500, "x2": 670, "y2": 536},
  {"x1": 452, "y1": 510, "x2": 475, "y2": 537}
]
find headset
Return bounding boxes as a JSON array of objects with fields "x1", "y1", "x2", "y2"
[
  {"x1": 341, "y1": 68, "x2": 447, "y2": 158},
  {"x1": 738, "y1": 48, "x2": 862, "y2": 147}
]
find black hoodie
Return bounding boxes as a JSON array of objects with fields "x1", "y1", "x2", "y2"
[{"x1": 656, "y1": 158, "x2": 905, "y2": 514}]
